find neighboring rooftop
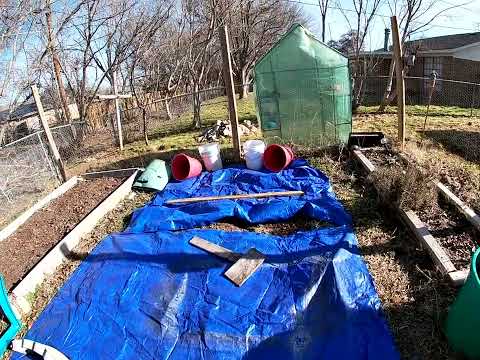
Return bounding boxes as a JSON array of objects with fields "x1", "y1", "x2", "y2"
[
  {"x1": 405, "y1": 32, "x2": 480, "y2": 51},
  {"x1": 0, "y1": 100, "x2": 54, "y2": 124}
]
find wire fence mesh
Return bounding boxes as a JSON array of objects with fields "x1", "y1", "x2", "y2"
[
  {"x1": 359, "y1": 76, "x2": 480, "y2": 118},
  {"x1": 0, "y1": 88, "x2": 227, "y2": 229},
  {"x1": 0, "y1": 130, "x2": 59, "y2": 228}
]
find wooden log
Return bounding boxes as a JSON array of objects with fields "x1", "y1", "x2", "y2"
[
  {"x1": 436, "y1": 182, "x2": 480, "y2": 232},
  {"x1": 166, "y1": 190, "x2": 304, "y2": 205},
  {"x1": 189, "y1": 236, "x2": 241, "y2": 262},
  {"x1": 399, "y1": 209, "x2": 456, "y2": 274},
  {"x1": 224, "y1": 248, "x2": 265, "y2": 286}
]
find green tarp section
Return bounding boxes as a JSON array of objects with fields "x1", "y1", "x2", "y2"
[{"x1": 254, "y1": 24, "x2": 352, "y2": 146}]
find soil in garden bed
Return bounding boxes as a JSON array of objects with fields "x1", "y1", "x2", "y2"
[
  {"x1": 418, "y1": 200, "x2": 478, "y2": 270},
  {"x1": 362, "y1": 148, "x2": 479, "y2": 270},
  {"x1": 0, "y1": 177, "x2": 123, "y2": 290}
]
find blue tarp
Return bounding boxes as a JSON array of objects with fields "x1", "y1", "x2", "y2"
[{"x1": 13, "y1": 160, "x2": 399, "y2": 359}]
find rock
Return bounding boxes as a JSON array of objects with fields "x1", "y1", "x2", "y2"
[{"x1": 239, "y1": 124, "x2": 250, "y2": 136}]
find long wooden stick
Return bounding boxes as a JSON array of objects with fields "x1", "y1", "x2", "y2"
[
  {"x1": 391, "y1": 16, "x2": 406, "y2": 150},
  {"x1": 32, "y1": 85, "x2": 67, "y2": 183},
  {"x1": 166, "y1": 190, "x2": 304, "y2": 205}
]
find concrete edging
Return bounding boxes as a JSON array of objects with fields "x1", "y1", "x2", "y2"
[
  {"x1": 352, "y1": 148, "x2": 469, "y2": 286},
  {"x1": 10, "y1": 169, "x2": 139, "y2": 315}
]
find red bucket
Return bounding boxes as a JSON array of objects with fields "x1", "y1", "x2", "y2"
[
  {"x1": 171, "y1": 153, "x2": 203, "y2": 180},
  {"x1": 263, "y1": 144, "x2": 294, "y2": 172}
]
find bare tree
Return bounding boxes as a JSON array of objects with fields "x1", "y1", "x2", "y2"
[
  {"x1": 183, "y1": 0, "x2": 219, "y2": 128},
  {"x1": 126, "y1": 1, "x2": 172, "y2": 144},
  {"x1": 228, "y1": 0, "x2": 303, "y2": 99},
  {"x1": 319, "y1": 0, "x2": 329, "y2": 42},
  {"x1": 339, "y1": 0, "x2": 383, "y2": 108}
]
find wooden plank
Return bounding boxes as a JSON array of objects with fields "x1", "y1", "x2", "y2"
[
  {"x1": 437, "y1": 182, "x2": 480, "y2": 232},
  {"x1": 0, "y1": 176, "x2": 79, "y2": 242},
  {"x1": 399, "y1": 209, "x2": 456, "y2": 274},
  {"x1": 391, "y1": 16, "x2": 406, "y2": 150},
  {"x1": 224, "y1": 248, "x2": 265, "y2": 286},
  {"x1": 448, "y1": 269, "x2": 469, "y2": 287},
  {"x1": 11, "y1": 171, "x2": 138, "y2": 314},
  {"x1": 32, "y1": 85, "x2": 67, "y2": 182},
  {"x1": 189, "y1": 236, "x2": 240, "y2": 262},
  {"x1": 352, "y1": 149, "x2": 376, "y2": 174},
  {"x1": 219, "y1": 25, "x2": 241, "y2": 162},
  {"x1": 166, "y1": 190, "x2": 304, "y2": 205}
]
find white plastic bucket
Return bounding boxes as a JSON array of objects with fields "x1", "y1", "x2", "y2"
[
  {"x1": 198, "y1": 143, "x2": 223, "y2": 171},
  {"x1": 245, "y1": 152, "x2": 263, "y2": 170},
  {"x1": 243, "y1": 140, "x2": 266, "y2": 154},
  {"x1": 243, "y1": 140, "x2": 265, "y2": 170}
]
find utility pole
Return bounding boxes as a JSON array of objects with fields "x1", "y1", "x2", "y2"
[
  {"x1": 32, "y1": 85, "x2": 67, "y2": 183},
  {"x1": 218, "y1": 25, "x2": 241, "y2": 162},
  {"x1": 45, "y1": 0, "x2": 74, "y2": 136},
  {"x1": 391, "y1": 16, "x2": 406, "y2": 150}
]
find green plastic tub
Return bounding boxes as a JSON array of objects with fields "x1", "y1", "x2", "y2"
[{"x1": 445, "y1": 247, "x2": 480, "y2": 359}]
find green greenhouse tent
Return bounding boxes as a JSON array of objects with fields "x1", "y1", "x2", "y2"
[{"x1": 254, "y1": 24, "x2": 352, "y2": 146}]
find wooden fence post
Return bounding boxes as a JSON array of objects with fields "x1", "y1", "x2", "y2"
[
  {"x1": 219, "y1": 25, "x2": 241, "y2": 162},
  {"x1": 391, "y1": 16, "x2": 406, "y2": 150},
  {"x1": 31, "y1": 85, "x2": 67, "y2": 182}
]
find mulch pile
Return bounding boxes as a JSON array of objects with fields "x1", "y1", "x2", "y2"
[{"x1": 0, "y1": 177, "x2": 123, "y2": 290}]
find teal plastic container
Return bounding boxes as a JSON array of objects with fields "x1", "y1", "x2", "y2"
[
  {"x1": 133, "y1": 159, "x2": 171, "y2": 192},
  {"x1": 0, "y1": 275, "x2": 21, "y2": 355},
  {"x1": 445, "y1": 247, "x2": 480, "y2": 359}
]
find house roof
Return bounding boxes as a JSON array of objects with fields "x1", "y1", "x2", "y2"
[
  {"x1": 0, "y1": 100, "x2": 54, "y2": 124},
  {"x1": 404, "y1": 32, "x2": 480, "y2": 51},
  {"x1": 356, "y1": 31, "x2": 480, "y2": 59}
]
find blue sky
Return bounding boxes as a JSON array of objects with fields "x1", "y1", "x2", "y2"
[{"x1": 299, "y1": 0, "x2": 480, "y2": 50}]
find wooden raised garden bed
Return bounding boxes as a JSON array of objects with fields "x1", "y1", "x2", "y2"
[
  {"x1": 352, "y1": 148, "x2": 478, "y2": 286},
  {"x1": 0, "y1": 169, "x2": 139, "y2": 314}
]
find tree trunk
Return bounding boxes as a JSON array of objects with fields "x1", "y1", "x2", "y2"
[
  {"x1": 352, "y1": 76, "x2": 365, "y2": 110},
  {"x1": 321, "y1": 16, "x2": 326, "y2": 43},
  {"x1": 238, "y1": 68, "x2": 249, "y2": 99},
  {"x1": 142, "y1": 107, "x2": 149, "y2": 146},
  {"x1": 193, "y1": 83, "x2": 201, "y2": 128},
  {"x1": 378, "y1": 60, "x2": 395, "y2": 112},
  {"x1": 164, "y1": 99, "x2": 172, "y2": 120},
  {"x1": 46, "y1": 3, "x2": 75, "y2": 140}
]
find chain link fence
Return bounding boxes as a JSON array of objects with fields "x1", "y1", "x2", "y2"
[
  {"x1": 0, "y1": 88, "x2": 227, "y2": 229},
  {"x1": 359, "y1": 76, "x2": 480, "y2": 117},
  {"x1": 0, "y1": 122, "x2": 87, "y2": 228},
  {"x1": 119, "y1": 87, "x2": 227, "y2": 143}
]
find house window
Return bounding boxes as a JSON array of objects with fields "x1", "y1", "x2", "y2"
[{"x1": 423, "y1": 57, "x2": 442, "y2": 92}]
